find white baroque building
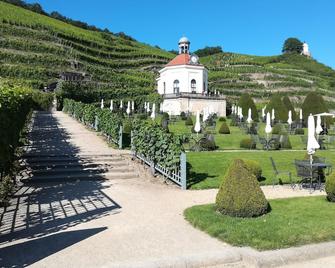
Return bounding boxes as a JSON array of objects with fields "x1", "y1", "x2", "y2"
[{"x1": 157, "y1": 37, "x2": 226, "y2": 116}]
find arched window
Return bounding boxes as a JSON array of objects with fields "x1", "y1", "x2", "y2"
[
  {"x1": 191, "y1": 79, "x2": 196, "y2": 93},
  {"x1": 173, "y1": 80, "x2": 179, "y2": 94}
]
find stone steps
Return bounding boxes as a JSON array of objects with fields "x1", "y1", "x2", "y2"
[{"x1": 21, "y1": 171, "x2": 137, "y2": 183}]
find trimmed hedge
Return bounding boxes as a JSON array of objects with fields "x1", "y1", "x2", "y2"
[
  {"x1": 326, "y1": 173, "x2": 335, "y2": 202},
  {"x1": 219, "y1": 122, "x2": 230, "y2": 134},
  {"x1": 244, "y1": 159, "x2": 262, "y2": 180},
  {"x1": 240, "y1": 138, "x2": 256, "y2": 149},
  {"x1": 132, "y1": 119, "x2": 183, "y2": 171},
  {"x1": 216, "y1": 159, "x2": 269, "y2": 217}
]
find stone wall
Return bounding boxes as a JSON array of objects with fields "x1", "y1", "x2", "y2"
[{"x1": 162, "y1": 97, "x2": 226, "y2": 116}]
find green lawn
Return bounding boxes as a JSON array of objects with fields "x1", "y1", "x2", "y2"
[
  {"x1": 187, "y1": 150, "x2": 335, "y2": 189},
  {"x1": 168, "y1": 117, "x2": 307, "y2": 150},
  {"x1": 184, "y1": 196, "x2": 335, "y2": 250}
]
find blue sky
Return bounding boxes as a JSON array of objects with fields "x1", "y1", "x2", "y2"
[{"x1": 26, "y1": 0, "x2": 335, "y2": 68}]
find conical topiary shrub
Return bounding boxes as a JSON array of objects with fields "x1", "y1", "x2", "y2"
[
  {"x1": 282, "y1": 96, "x2": 297, "y2": 121},
  {"x1": 238, "y1": 93, "x2": 259, "y2": 121},
  {"x1": 326, "y1": 172, "x2": 335, "y2": 202},
  {"x1": 219, "y1": 122, "x2": 230, "y2": 134},
  {"x1": 266, "y1": 94, "x2": 288, "y2": 122},
  {"x1": 302, "y1": 92, "x2": 331, "y2": 126},
  {"x1": 185, "y1": 116, "x2": 193, "y2": 126},
  {"x1": 216, "y1": 159, "x2": 269, "y2": 217}
]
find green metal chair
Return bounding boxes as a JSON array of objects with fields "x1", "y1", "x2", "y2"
[{"x1": 270, "y1": 157, "x2": 293, "y2": 188}]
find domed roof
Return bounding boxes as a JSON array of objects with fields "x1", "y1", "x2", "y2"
[{"x1": 179, "y1": 36, "x2": 190, "y2": 44}]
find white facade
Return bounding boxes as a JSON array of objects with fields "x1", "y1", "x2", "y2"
[
  {"x1": 156, "y1": 37, "x2": 226, "y2": 117},
  {"x1": 157, "y1": 65, "x2": 208, "y2": 95},
  {"x1": 301, "y1": 42, "x2": 311, "y2": 57}
]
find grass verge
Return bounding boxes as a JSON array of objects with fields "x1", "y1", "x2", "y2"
[{"x1": 184, "y1": 196, "x2": 335, "y2": 250}]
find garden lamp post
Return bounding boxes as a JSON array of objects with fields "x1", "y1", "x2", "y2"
[
  {"x1": 120, "y1": 100, "x2": 123, "y2": 110},
  {"x1": 100, "y1": 99, "x2": 104, "y2": 109},
  {"x1": 300, "y1": 109, "x2": 303, "y2": 128},
  {"x1": 132, "y1": 100, "x2": 135, "y2": 112},
  {"x1": 146, "y1": 102, "x2": 150, "y2": 113}
]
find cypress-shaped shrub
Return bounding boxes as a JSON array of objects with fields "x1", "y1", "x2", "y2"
[
  {"x1": 216, "y1": 159, "x2": 269, "y2": 217},
  {"x1": 326, "y1": 173, "x2": 335, "y2": 202},
  {"x1": 266, "y1": 94, "x2": 288, "y2": 122},
  {"x1": 185, "y1": 116, "x2": 193, "y2": 126},
  {"x1": 219, "y1": 122, "x2": 230, "y2": 134},
  {"x1": 282, "y1": 96, "x2": 297, "y2": 121},
  {"x1": 302, "y1": 92, "x2": 331, "y2": 126},
  {"x1": 238, "y1": 93, "x2": 259, "y2": 121}
]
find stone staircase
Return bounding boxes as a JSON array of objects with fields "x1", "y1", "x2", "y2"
[{"x1": 19, "y1": 112, "x2": 138, "y2": 183}]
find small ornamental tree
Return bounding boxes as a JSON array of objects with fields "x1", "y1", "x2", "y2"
[
  {"x1": 266, "y1": 94, "x2": 288, "y2": 122},
  {"x1": 216, "y1": 159, "x2": 269, "y2": 217},
  {"x1": 237, "y1": 93, "x2": 258, "y2": 122},
  {"x1": 282, "y1": 38, "x2": 303, "y2": 54},
  {"x1": 282, "y1": 96, "x2": 297, "y2": 121}
]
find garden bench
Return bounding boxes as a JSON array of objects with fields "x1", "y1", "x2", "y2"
[{"x1": 270, "y1": 157, "x2": 293, "y2": 188}]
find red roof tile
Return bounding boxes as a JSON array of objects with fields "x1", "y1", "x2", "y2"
[{"x1": 166, "y1": 53, "x2": 191, "y2": 66}]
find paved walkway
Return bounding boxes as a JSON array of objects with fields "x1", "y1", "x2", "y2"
[{"x1": 0, "y1": 111, "x2": 329, "y2": 267}]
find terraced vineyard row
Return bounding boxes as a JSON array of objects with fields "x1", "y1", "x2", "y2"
[
  {"x1": 203, "y1": 52, "x2": 335, "y2": 106},
  {"x1": 0, "y1": 1, "x2": 174, "y2": 98}
]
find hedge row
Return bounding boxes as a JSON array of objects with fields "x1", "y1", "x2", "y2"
[
  {"x1": 62, "y1": 98, "x2": 183, "y2": 171},
  {"x1": 62, "y1": 98, "x2": 123, "y2": 142},
  {"x1": 0, "y1": 83, "x2": 54, "y2": 175}
]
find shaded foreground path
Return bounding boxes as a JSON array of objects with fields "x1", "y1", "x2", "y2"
[
  {"x1": 0, "y1": 111, "x2": 328, "y2": 268},
  {"x1": 0, "y1": 111, "x2": 239, "y2": 267}
]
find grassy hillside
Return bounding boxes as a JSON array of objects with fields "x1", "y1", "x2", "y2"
[
  {"x1": 201, "y1": 52, "x2": 335, "y2": 106},
  {"x1": 0, "y1": 1, "x2": 173, "y2": 95},
  {"x1": 0, "y1": 1, "x2": 334, "y2": 107}
]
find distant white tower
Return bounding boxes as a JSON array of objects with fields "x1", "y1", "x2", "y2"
[
  {"x1": 301, "y1": 42, "x2": 311, "y2": 57},
  {"x1": 178, "y1": 36, "x2": 190, "y2": 54}
]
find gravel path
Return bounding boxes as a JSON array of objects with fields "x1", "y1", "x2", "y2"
[{"x1": 0, "y1": 111, "x2": 328, "y2": 267}]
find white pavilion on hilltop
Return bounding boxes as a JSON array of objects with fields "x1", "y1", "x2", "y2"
[
  {"x1": 301, "y1": 42, "x2": 311, "y2": 57},
  {"x1": 156, "y1": 37, "x2": 226, "y2": 116}
]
